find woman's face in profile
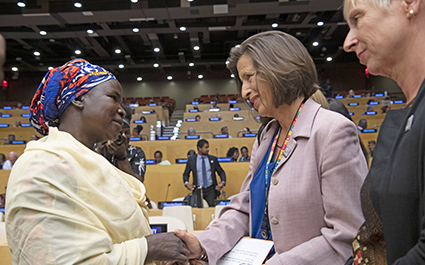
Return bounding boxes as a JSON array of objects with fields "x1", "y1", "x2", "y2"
[
  {"x1": 237, "y1": 55, "x2": 274, "y2": 117},
  {"x1": 80, "y1": 79, "x2": 125, "y2": 143},
  {"x1": 232, "y1": 150, "x2": 239, "y2": 160}
]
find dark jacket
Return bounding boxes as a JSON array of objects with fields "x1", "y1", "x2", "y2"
[{"x1": 183, "y1": 154, "x2": 226, "y2": 189}]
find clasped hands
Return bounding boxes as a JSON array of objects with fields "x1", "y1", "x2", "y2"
[
  {"x1": 145, "y1": 229, "x2": 205, "y2": 265},
  {"x1": 185, "y1": 181, "x2": 225, "y2": 191}
]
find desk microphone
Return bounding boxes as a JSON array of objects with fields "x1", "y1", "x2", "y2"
[
  {"x1": 222, "y1": 191, "x2": 226, "y2": 200},
  {"x1": 164, "y1": 184, "x2": 171, "y2": 201}
]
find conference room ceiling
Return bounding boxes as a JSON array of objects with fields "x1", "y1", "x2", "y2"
[{"x1": 0, "y1": 0, "x2": 358, "y2": 82}]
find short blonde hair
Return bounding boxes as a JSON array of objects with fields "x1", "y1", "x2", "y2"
[
  {"x1": 310, "y1": 90, "x2": 329, "y2": 109},
  {"x1": 343, "y1": 0, "x2": 394, "y2": 20},
  {"x1": 227, "y1": 31, "x2": 319, "y2": 107}
]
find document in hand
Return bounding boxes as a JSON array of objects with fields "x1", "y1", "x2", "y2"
[{"x1": 217, "y1": 237, "x2": 274, "y2": 265}]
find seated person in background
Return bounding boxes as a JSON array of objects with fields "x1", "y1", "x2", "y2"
[
  {"x1": 242, "y1": 127, "x2": 251, "y2": 134},
  {"x1": 187, "y1": 127, "x2": 196, "y2": 136},
  {"x1": 132, "y1": 125, "x2": 143, "y2": 138},
  {"x1": 347, "y1": 89, "x2": 355, "y2": 98},
  {"x1": 229, "y1": 103, "x2": 234, "y2": 109},
  {"x1": 0, "y1": 153, "x2": 5, "y2": 169},
  {"x1": 13, "y1": 120, "x2": 21, "y2": 128},
  {"x1": 207, "y1": 100, "x2": 220, "y2": 112},
  {"x1": 368, "y1": 140, "x2": 376, "y2": 158},
  {"x1": 220, "y1": 126, "x2": 232, "y2": 138},
  {"x1": 381, "y1": 105, "x2": 390, "y2": 114},
  {"x1": 140, "y1": 116, "x2": 147, "y2": 123},
  {"x1": 193, "y1": 105, "x2": 199, "y2": 111},
  {"x1": 193, "y1": 97, "x2": 201, "y2": 103},
  {"x1": 195, "y1": 115, "x2": 201, "y2": 121},
  {"x1": 8, "y1": 134, "x2": 15, "y2": 144},
  {"x1": 239, "y1": 146, "x2": 251, "y2": 162},
  {"x1": 214, "y1": 93, "x2": 222, "y2": 103},
  {"x1": 362, "y1": 105, "x2": 374, "y2": 115},
  {"x1": 226, "y1": 147, "x2": 239, "y2": 162},
  {"x1": 96, "y1": 104, "x2": 147, "y2": 183},
  {"x1": 3, "y1": 139, "x2": 9, "y2": 145},
  {"x1": 5, "y1": 59, "x2": 188, "y2": 264},
  {"x1": 183, "y1": 139, "x2": 226, "y2": 207},
  {"x1": 3, "y1": 151, "x2": 18, "y2": 170},
  {"x1": 187, "y1": 149, "x2": 196, "y2": 158},
  {"x1": 233, "y1": 113, "x2": 239, "y2": 118},
  {"x1": 358, "y1": 119, "x2": 367, "y2": 133},
  {"x1": 154, "y1": 150, "x2": 171, "y2": 165}
]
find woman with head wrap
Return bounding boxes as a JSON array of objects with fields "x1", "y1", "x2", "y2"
[{"x1": 5, "y1": 59, "x2": 189, "y2": 265}]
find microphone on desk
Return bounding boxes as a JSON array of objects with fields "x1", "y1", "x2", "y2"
[
  {"x1": 222, "y1": 191, "x2": 226, "y2": 200},
  {"x1": 215, "y1": 148, "x2": 218, "y2": 156},
  {"x1": 164, "y1": 183, "x2": 171, "y2": 201}
]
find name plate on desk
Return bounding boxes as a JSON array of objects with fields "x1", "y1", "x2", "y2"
[
  {"x1": 215, "y1": 200, "x2": 230, "y2": 206},
  {"x1": 353, "y1": 95, "x2": 362, "y2": 98},
  {"x1": 134, "y1": 120, "x2": 145, "y2": 123},
  {"x1": 366, "y1": 111, "x2": 377, "y2": 115},
  {"x1": 158, "y1": 136, "x2": 170, "y2": 140},
  {"x1": 217, "y1": 157, "x2": 232, "y2": 162},
  {"x1": 158, "y1": 201, "x2": 188, "y2": 209},
  {"x1": 22, "y1": 106, "x2": 30, "y2": 109},
  {"x1": 363, "y1": 129, "x2": 377, "y2": 133},
  {"x1": 148, "y1": 103, "x2": 157, "y2": 106},
  {"x1": 21, "y1": 114, "x2": 30, "y2": 117},
  {"x1": 191, "y1": 102, "x2": 200, "y2": 105},
  {"x1": 243, "y1": 133, "x2": 256, "y2": 137},
  {"x1": 230, "y1": 108, "x2": 240, "y2": 111},
  {"x1": 348, "y1": 102, "x2": 359, "y2": 106},
  {"x1": 214, "y1": 134, "x2": 229, "y2": 138},
  {"x1": 186, "y1": 118, "x2": 196, "y2": 122},
  {"x1": 130, "y1": 137, "x2": 141, "y2": 141},
  {"x1": 176, "y1": 158, "x2": 188, "y2": 164},
  {"x1": 1, "y1": 114, "x2": 10, "y2": 118},
  {"x1": 189, "y1": 109, "x2": 199, "y2": 112},
  {"x1": 209, "y1": 117, "x2": 220, "y2": 121},
  {"x1": 185, "y1": 135, "x2": 200, "y2": 139},
  {"x1": 233, "y1": 117, "x2": 244, "y2": 121},
  {"x1": 142, "y1": 111, "x2": 152, "y2": 114},
  {"x1": 394, "y1": 100, "x2": 404, "y2": 104},
  {"x1": 12, "y1": 140, "x2": 26, "y2": 145},
  {"x1": 335, "y1": 96, "x2": 343, "y2": 99},
  {"x1": 146, "y1": 159, "x2": 156, "y2": 164},
  {"x1": 3, "y1": 106, "x2": 11, "y2": 109},
  {"x1": 0, "y1": 124, "x2": 9, "y2": 127},
  {"x1": 229, "y1": 100, "x2": 237, "y2": 104},
  {"x1": 129, "y1": 104, "x2": 139, "y2": 107},
  {"x1": 21, "y1": 123, "x2": 31, "y2": 127},
  {"x1": 375, "y1": 93, "x2": 384, "y2": 97},
  {"x1": 369, "y1": 101, "x2": 379, "y2": 105}
]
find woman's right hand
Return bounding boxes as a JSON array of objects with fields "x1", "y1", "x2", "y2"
[
  {"x1": 174, "y1": 229, "x2": 204, "y2": 259},
  {"x1": 145, "y1": 232, "x2": 190, "y2": 263}
]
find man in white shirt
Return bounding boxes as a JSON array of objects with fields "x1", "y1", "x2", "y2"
[{"x1": 3, "y1": 151, "x2": 18, "y2": 170}]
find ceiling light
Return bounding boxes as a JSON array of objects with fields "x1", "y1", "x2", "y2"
[
  {"x1": 188, "y1": 0, "x2": 194, "y2": 2},
  {"x1": 131, "y1": 0, "x2": 138, "y2": 3},
  {"x1": 153, "y1": 63, "x2": 159, "y2": 68},
  {"x1": 17, "y1": 2, "x2": 25, "y2": 8},
  {"x1": 225, "y1": 60, "x2": 229, "y2": 65},
  {"x1": 167, "y1": 76, "x2": 173, "y2": 80},
  {"x1": 231, "y1": 74, "x2": 235, "y2": 78},
  {"x1": 137, "y1": 77, "x2": 142, "y2": 81},
  {"x1": 119, "y1": 64, "x2": 124, "y2": 68},
  {"x1": 312, "y1": 41, "x2": 319, "y2": 46},
  {"x1": 87, "y1": 29, "x2": 94, "y2": 34},
  {"x1": 326, "y1": 57, "x2": 333, "y2": 61},
  {"x1": 198, "y1": 74, "x2": 203, "y2": 79},
  {"x1": 193, "y1": 46, "x2": 200, "y2": 51},
  {"x1": 12, "y1": 67, "x2": 18, "y2": 72},
  {"x1": 39, "y1": 30, "x2": 47, "y2": 35},
  {"x1": 48, "y1": 67, "x2": 53, "y2": 70},
  {"x1": 74, "y1": 2, "x2": 82, "y2": 8},
  {"x1": 154, "y1": 47, "x2": 160, "y2": 52},
  {"x1": 189, "y1": 62, "x2": 194, "y2": 67},
  {"x1": 235, "y1": 44, "x2": 240, "y2": 48},
  {"x1": 271, "y1": 23, "x2": 278, "y2": 28},
  {"x1": 317, "y1": 21, "x2": 324, "y2": 26},
  {"x1": 75, "y1": 49, "x2": 81, "y2": 55},
  {"x1": 132, "y1": 28, "x2": 139, "y2": 33},
  {"x1": 34, "y1": 51, "x2": 40, "y2": 56},
  {"x1": 115, "y1": 49, "x2": 121, "y2": 54},
  {"x1": 180, "y1": 26, "x2": 187, "y2": 31}
]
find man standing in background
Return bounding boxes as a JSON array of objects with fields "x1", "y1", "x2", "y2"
[{"x1": 183, "y1": 139, "x2": 226, "y2": 207}]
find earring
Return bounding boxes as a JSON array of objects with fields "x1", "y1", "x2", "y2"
[{"x1": 409, "y1": 9, "x2": 415, "y2": 18}]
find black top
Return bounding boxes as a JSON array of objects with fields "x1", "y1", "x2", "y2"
[{"x1": 369, "y1": 78, "x2": 425, "y2": 264}]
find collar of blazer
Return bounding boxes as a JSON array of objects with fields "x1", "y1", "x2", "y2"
[{"x1": 259, "y1": 98, "x2": 320, "y2": 144}]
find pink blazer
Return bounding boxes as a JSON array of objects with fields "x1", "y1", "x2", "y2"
[{"x1": 196, "y1": 99, "x2": 367, "y2": 264}]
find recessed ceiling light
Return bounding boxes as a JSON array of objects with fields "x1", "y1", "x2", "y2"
[
  {"x1": 153, "y1": 63, "x2": 159, "y2": 68},
  {"x1": 34, "y1": 51, "x2": 40, "y2": 56},
  {"x1": 189, "y1": 62, "x2": 194, "y2": 67},
  {"x1": 154, "y1": 47, "x2": 160, "y2": 52},
  {"x1": 87, "y1": 29, "x2": 94, "y2": 34},
  {"x1": 74, "y1": 2, "x2": 82, "y2": 8},
  {"x1": 235, "y1": 44, "x2": 240, "y2": 48},
  {"x1": 326, "y1": 57, "x2": 333, "y2": 61},
  {"x1": 180, "y1": 26, "x2": 187, "y2": 31},
  {"x1": 132, "y1": 28, "x2": 139, "y2": 33},
  {"x1": 271, "y1": 23, "x2": 278, "y2": 28},
  {"x1": 198, "y1": 75, "x2": 203, "y2": 79},
  {"x1": 48, "y1": 67, "x2": 53, "y2": 70},
  {"x1": 12, "y1": 67, "x2": 18, "y2": 72},
  {"x1": 115, "y1": 49, "x2": 121, "y2": 54},
  {"x1": 39, "y1": 31, "x2": 47, "y2": 35},
  {"x1": 193, "y1": 46, "x2": 200, "y2": 51},
  {"x1": 230, "y1": 74, "x2": 235, "y2": 78},
  {"x1": 167, "y1": 76, "x2": 173, "y2": 80},
  {"x1": 131, "y1": 0, "x2": 138, "y2": 3},
  {"x1": 312, "y1": 41, "x2": 319, "y2": 46},
  {"x1": 75, "y1": 49, "x2": 82, "y2": 55},
  {"x1": 225, "y1": 60, "x2": 229, "y2": 65},
  {"x1": 119, "y1": 64, "x2": 124, "y2": 68},
  {"x1": 137, "y1": 77, "x2": 142, "y2": 81},
  {"x1": 17, "y1": 2, "x2": 25, "y2": 8},
  {"x1": 187, "y1": 0, "x2": 194, "y2": 2},
  {"x1": 317, "y1": 21, "x2": 324, "y2": 26}
]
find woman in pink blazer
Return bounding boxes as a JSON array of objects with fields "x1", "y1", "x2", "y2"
[{"x1": 176, "y1": 31, "x2": 367, "y2": 265}]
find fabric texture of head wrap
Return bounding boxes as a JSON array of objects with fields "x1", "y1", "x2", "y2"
[{"x1": 29, "y1": 58, "x2": 116, "y2": 135}]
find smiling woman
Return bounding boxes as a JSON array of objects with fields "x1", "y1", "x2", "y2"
[{"x1": 5, "y1": 59, "x2": 190, "y2": 264}]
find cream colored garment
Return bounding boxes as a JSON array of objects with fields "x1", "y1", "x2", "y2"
[{"x1": 5, "y1": 127, "x2": 153, "y2": 265}]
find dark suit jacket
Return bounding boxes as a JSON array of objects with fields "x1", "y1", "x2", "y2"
[{"x1": 183, "y1": 154, "x2": 226, "y2": 189}]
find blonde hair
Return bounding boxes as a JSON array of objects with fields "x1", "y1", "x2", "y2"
[
  {"x1": 227, "y1": 31, "x2": 319, "y2": 107},
  {"x1": 310, "y1": 90, "x2": 329, "y2": 109},
  {"x1": 343, "y1": 0, "x2": 394, "y2": 20}
]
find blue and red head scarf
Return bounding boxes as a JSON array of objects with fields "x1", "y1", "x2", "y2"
[{"x1": 29, "y1": 58, "x2": 116, "y2": 135}]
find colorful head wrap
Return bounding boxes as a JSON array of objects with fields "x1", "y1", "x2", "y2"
[{"x1": 29, "y1": 58, "x2": 116, "y2": 135}]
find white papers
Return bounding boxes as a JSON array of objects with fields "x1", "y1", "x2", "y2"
[{"x1": 217, "y1": 237, "x2": 274, "y2": 265}]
